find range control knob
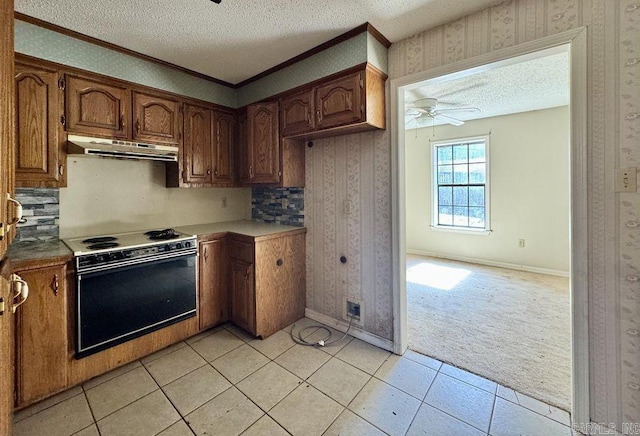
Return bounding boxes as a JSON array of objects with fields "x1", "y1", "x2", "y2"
[
  {"x1": 165, "y1": 244, "x2": 171, "y2": 251},
  {"x1": 185, "y1": 241, "x2": 191, "y2": 248},
  {"x1": 176, "y1": 243, "x2": 183, "y2": 249}
]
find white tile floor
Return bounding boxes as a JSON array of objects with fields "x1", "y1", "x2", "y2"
[{"x1": 13, "y1": 319, "x2": 575, "y2": 436}]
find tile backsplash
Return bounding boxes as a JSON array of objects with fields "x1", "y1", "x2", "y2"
[
  {"x1": 251, "y1": 187, "x2": 304, "y2": 227},
  {"x1": 14, "y1": 188, "x2": 60, "y2": 242}
]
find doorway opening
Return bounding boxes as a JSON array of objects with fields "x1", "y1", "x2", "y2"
[
  {"x1": 390, "y1": 28, "x2": 589, "y2": 425},
  {"x1": 404, "y1": 46, "x2": 571, "y2": 411}
]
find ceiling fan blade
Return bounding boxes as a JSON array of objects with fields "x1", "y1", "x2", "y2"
[
  {"x1": 433, "y1": 107, "x2": 480, "y2": 115},
  {"x1": 405, "y1": 113, "x2": 427, "y2": 125},
  {"x1": 436, "y1": 114, "x2": 465, "y2": 126}
]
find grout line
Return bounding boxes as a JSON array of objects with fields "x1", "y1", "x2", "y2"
[{"x1": 487, "y1": 389, "x2": 498, "y2": 435}]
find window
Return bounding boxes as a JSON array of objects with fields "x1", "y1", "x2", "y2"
[{"x1": 432, "y1": 136, "x2": 490, "y2": 231}]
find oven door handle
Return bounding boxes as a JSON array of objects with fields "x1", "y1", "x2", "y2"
[{"x1": 77, "y1": 249, "x2": 197, "y2": 275}]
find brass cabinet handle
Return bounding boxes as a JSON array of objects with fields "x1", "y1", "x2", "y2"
[
  {"x1": 120, "y1": 115, "x2": 126, "y2": 130},
  {"x1": 52, "y1": 274, "x2": 59, "y2": 296},
  {"x1": 6, "y1": 193, "x2": 23, "y2": 235},
  {"x1": 249, "y1": 166, "x2": 254, "y2": 179},
  {"x1": 135, "y1": 119, "x2": 140, "y2": 133},
  {"x1": 58, "y1": 165, "x2": 64, "y2": 176},
  {"x1": 10, "y1": 274, "x2": 29, "y2": 313},
  {"x1": 207, "y1": 168, "x2": 211, "y2": 176},
  {"x1": 317, "y1": 108, "x2": 322, "y2": 122},
  {"x1": 203, "y1": 247, "x2": 208, "y2": 262},
  {"x1": 214, "y1": 168, "x2": 218, "y2": 176},
  {"x1": 305, "y1": 108, "x2": 311, "y2": 124}
]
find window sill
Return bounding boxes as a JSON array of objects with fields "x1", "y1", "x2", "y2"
[{"x1": 430, "y1": 226, "x2": 491, "y2": 236}]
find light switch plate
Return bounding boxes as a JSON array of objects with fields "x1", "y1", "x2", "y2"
[{"x1": 616, "y1": 167, "x2": 637, "y2": 192}]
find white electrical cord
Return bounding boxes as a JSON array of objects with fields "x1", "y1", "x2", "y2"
[{"x1": 289, "y1": 314, "x2": 356, "y2": 347}]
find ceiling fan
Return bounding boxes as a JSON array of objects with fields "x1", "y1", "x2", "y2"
[{"x1": 406, "y1": 98, "x2": 480, "y2": 126}]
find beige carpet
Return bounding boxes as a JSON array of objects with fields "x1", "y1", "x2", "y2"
[{"x1": 407, "y1": 255, "x2": 571, "y2": 411}]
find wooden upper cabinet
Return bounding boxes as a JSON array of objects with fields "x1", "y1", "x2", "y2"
[
  {"x1": 183, "y1": 103, "x2": 213, "y2": 185},
  {"x1": 15, "y1": 62, "x2": 65, "y2": 187},
  {"x1": 213, "y1": 111, "x2": 235, "y2": 185},
  {"x1": 316, "y1": 71, "x2": 363, "y2": 130},
  {"x1": 281, "y1": 89, "x2": 314, "y2": 137},
  {"x1": 278, "y1": 64, "x2": 386, "y2": 140},
  {"x1": 65, "y1": 75, "x2": 130, "y2": 139},
  {"x1": 246, "y1": 102, "x2": 280, "y2": 184},
  {"x1": 132, "y1": 91, "x2": 181, "y2": 144}
]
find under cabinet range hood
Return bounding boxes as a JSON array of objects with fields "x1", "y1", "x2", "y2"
[{"x1": 67, "y1": 135, "x2": 179, "y2": 162}]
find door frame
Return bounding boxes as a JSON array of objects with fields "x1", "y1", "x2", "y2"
[{"x1": 389, "y1": 27, "x2": 589, "y2": 425}]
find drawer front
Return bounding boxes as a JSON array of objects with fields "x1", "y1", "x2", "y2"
[{"x1": 229, "y1": 239, "x2": 254, "y2": 263}]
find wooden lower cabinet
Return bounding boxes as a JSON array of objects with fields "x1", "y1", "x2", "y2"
[
  {"x1": 254, "y1": 232, "x2": 306, "y2": 338},
  {"x1": 229, "y1": 257, "x2": 255, "y2": 334},
  {"x1": 0, "y1": 269, "x2": 14, "y2": 435},
  {"x1": 14, "y1": 262, "x2": 68, "y2": 408},
  {"x1": 229, "y1": 230, "x2": 306, "y2": 338},
  {"x1": 199, "y1": 237, "x2": 228, "y2": 329}
]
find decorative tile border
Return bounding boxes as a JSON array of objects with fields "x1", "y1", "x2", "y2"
[
  {"x1": 14, "y1": 188, "x2": 60, "y2": 242},
  {"x1": 251, "y1": 187, "x2": 304, "y2": 227}
]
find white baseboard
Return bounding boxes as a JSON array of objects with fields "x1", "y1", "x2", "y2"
[
  {"x1": 304, "y1": 308, "x2": 395, "y2": 353},
  {"x1": 406, "y1": 249, "x2": 570, "y2": 278}
]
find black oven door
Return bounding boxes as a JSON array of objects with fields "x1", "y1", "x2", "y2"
[{"x1": 76, "y1": 252, "x2": 197, "y2": 358}]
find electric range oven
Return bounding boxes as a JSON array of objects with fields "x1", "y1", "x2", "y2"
[{"x1": 63, "y1": 229, "x2": 197, "y2": 359}]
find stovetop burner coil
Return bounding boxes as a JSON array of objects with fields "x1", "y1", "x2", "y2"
[
  {"x1": 87, "y1": 242, "x2": 120, "y2": 250},
  {"x1": 145, "y1": 228, "x2": 180, "y2": 240},
  {"x1": 82, "y1": 236, "x2": 118, "y2": 244}
]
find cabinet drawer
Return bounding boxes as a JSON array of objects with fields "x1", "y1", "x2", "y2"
[{"x1": 228, "y1": 239, "x2": 254, "y2": 263}]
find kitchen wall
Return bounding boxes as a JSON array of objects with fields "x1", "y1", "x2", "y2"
[
  {"x1": 59, "y1": 157, "x2": 250, "y2": 238},
  {"x1": 405, "y1": 107, "x2": 570, "y2": 275},
  {"x1": 388, "y1": 0, "x2": 637, "y2": 428},
  {"x1": 305, "y1": 129, "x2": 393, "y2": 340}
]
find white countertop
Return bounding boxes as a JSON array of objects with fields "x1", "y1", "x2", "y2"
[{"x1": 175, "y1": 220, "x2": 305, "y2": 238}]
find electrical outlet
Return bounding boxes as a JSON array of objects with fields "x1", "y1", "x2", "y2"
[
  {"x1": 518, "y1": 239, "x2": 525, "y2": 248},
  {"x1": 346, "y1": 300, "x2": 361, "y2": 320},
  {"x1": 221, "y1": 197, "x2": 227, "y2": 208},
  {"x1": 616, "y1": 167, "x2": 637, "y2": 192}
]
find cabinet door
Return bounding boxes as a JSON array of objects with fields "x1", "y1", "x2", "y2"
[
  {"x1": 199, "y1": 238, "x2": 228, "y2": 330},
  {"x1": 0, "y1": 0, "x2": 14, "y2": 260},
  {"x1": 183, "y1": 104, "x2": 213, "y2": 184},
  {"x1": 66, "y1": 75, "x2": 130, "y2": 139},
  {"x1": 15, "y1": 263, "x2": 68, "y2": 407},
  {"x1": 15, "y1": 63, "x2": 64, "y2": 186},
  {"x1": 132, "y1": 91, "x2": 181, "y2": 144},
  {"x1": 229, "y1": 258, "x2": 255, "y2": 335},
  {"x1": 315, "y1": 71, "x2": 364, "y2": 130},
  {"x1": 281, "y1": 90, "x2": 314, "y2": 137},
  {"x1": 0, "y1": 274, "x2": 13, "y2": 436},
  {"x1": 247, "y1": 102, "x2": 280, "y2": 184},
  {"x1": 213, "y1": 111, "x2": 235, "y2": 185},
  {"x1": 254, "y1": 233, "x2": 306, "y2": 338}
]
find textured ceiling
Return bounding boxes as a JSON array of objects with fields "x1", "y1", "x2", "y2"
[
  {"x1": 405, "y1": 50, "x2": 570, "y2": 129},
  {"x1": 14, "y1": 0, "x2": 503, "y2": 84}
]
